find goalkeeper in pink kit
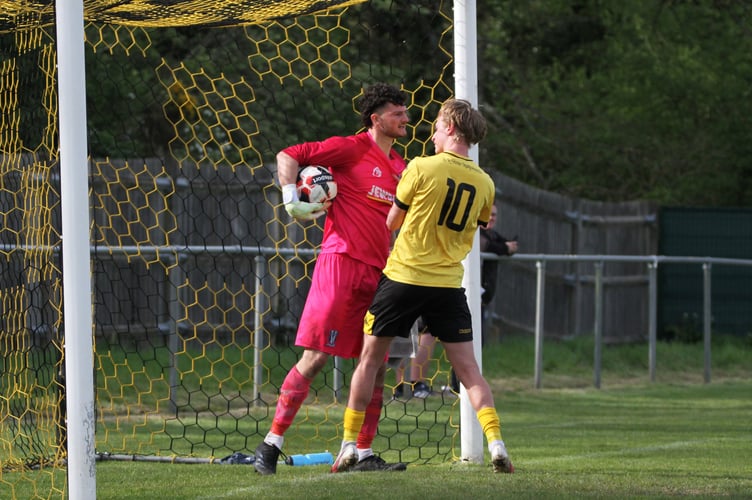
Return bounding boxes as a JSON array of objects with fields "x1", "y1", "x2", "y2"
[{"x1": 254, "y1": 83, "x2": 409, "y2": 474}]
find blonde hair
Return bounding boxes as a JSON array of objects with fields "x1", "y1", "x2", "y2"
[{"x1": 439, "y1": 98, "x2": 487, "y2": 145}]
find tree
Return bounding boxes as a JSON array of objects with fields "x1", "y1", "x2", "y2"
[{"x1": 477, "y1": 0, "x2": 752, "y2": 206}]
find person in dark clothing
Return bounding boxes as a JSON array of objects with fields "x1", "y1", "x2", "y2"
[
  {"x1": 479, "y1": 204, "x2": 518, "y2": 345},
  {"x1": 398, "y1": 203, "x2": 518, "y2": 397},
  {"x1": 446, "y1": 204, "x2": 517, "y2": 393}
]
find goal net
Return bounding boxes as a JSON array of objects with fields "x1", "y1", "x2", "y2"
[{"x1": 0, "y1": 0, "x2": 461, "y2": 496}]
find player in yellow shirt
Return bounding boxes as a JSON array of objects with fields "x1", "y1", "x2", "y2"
[{"x1": 332, "y1": 98, "x2": 514, "y2": 474}]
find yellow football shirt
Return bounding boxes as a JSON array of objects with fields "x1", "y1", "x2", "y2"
[{"x1": 384, "y1": 151, "x2": 495, "y2": 288}]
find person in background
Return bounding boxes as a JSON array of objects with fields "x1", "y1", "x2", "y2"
[
  {"x1": 253, "y1": 83, "x2": 409, "y2": 474},
  {"x1": 391, "y1": 318, "x2": 432, "y2": 399},
  {"x1": 332, "y1": 98, "x2": 514, "y2": 474},
  {"x1": 400, "y1": 204, "x2": 518, "y2": 397},
  {"x1": 479, "y1": 203, "x2": 518, "y2": 345},
  {"x1": 443, "y1": 203, "x2": 518, "y2": 392}
]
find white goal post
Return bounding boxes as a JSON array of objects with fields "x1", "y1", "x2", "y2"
[
  {"x1": 454, "y1": 0, "x2": 486, "y2": 464},
  {"x1": 57, "y1": 0, "x2": 97, "y2": 498}
]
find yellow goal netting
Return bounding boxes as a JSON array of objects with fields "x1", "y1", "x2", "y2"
[{"x1": 1, "y1": 1, "x2": 459, "y2": 497}]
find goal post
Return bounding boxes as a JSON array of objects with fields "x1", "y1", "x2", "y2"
[
  {"x1": 56, "y1": 0, "x2": 97, "y2": 497},
  {"x1": 454, "y1": 0, "x2": 485, "y2": 464}
]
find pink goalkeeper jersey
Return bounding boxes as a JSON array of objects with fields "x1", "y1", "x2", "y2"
[{"x1": 282, "y1": 132, "x2": 405, "y2": 269}]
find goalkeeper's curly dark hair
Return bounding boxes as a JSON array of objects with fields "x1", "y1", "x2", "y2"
[{"x1": 359, "y1": 83, "x2": 406, "y2": 128}]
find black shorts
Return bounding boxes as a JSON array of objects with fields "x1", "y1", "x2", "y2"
[{"x1": 364, "y1": 275, "x2": 473, "y2": 343}]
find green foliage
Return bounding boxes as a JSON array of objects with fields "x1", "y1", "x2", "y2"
[
  {"x1": 1, "y1": 31, "x2": 54, "y2": 153},
  {"x1": 83, "y1": 1, "x2": 451, "y2": 165},
  {"x1": 478, "y1": 0, "x2": 752, "y2": 206},
  {"x1": 662, "y1": 312, "x2": 704, "y2": 343},
  {"x1": 79, "y1": 1, "x2": 752, "y2": 204}
]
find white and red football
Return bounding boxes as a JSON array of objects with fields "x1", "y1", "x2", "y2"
[{"x1": 296, "y1": 165, "x2": 337, "y2": 204}]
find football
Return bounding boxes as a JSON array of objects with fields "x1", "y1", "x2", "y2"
[{"x1": 296, "y1": 165, "x2": 337, "y2": 204}]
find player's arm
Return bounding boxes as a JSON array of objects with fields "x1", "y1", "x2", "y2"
[
  {"x1": 388, "y1": 159, "x2": 415, "y2": 231},
  {"x1": 277, "y1": 150, "x2": 299, "y2": 186},
  {"x1": 386, "y1": 200, "x2": 408, "y2": 231},
  {"x1": 277, "y1": 150, "x2": 326, "y2": 220},
  {"x1": 479, "y1": 229, "x2": 505, "y2": 254}
]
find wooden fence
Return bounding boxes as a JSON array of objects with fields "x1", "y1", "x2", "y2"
[{"x1": 488, "y1": 171, "x2": 659, "y2": 342}]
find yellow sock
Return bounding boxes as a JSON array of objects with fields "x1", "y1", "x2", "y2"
[
  {"x1": 476, "y1": 406, "x2": 503, "y2": 443},
  {"x1": 342, "y1": 407, "x2": 366, "y2": 443}
]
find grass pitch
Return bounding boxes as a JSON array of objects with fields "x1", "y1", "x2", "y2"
[
  {"x1": 93, "y1": 379, "x2": 751, "y2": 499},
  {"x1": 97, "y1": 330, "x2": 752, "y2": 500},
  {"x1": 5, "y1": 334, "x2": 751, "y2": 499}
]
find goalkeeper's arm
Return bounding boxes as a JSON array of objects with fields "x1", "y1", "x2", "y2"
[{"x1": 277, "y1": 151, "x2": 327, "y2": 220}]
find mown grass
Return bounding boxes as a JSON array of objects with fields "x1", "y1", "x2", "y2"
[
  {"x1": 91, "y1": 379, "x2": 751, "y2": 499},
  {"x1": 3, "y1": 334, "x2": 750, "y2": 499}
]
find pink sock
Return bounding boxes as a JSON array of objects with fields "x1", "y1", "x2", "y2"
[
  {"x1": 270, "y1": 365, "x2": 311, "y2": 436},
  {"x1": 357, "y1": 385, "x2": 384, "y2": 449}
]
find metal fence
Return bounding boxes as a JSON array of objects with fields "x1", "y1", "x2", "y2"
[
  {"x1": 494, "y1": 252, "x2": 752, "y2": 389},
  {"x1": 91, "y1": 245, "x2": 752, "y2": 393}
]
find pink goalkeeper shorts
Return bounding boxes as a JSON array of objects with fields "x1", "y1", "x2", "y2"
[{"x1": 295, "y1": 253, "x2": 381, "y2": 358}]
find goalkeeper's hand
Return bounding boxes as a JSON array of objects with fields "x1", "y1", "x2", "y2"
[{"x1": 282, "y1": 184, "x2": 328, "y2": 220}]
